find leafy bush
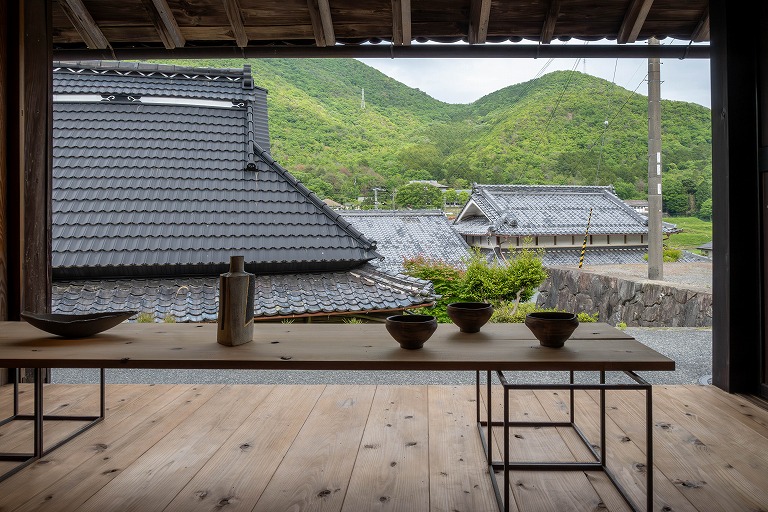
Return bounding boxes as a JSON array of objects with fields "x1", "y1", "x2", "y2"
[
  {"x1": 136, "y1": 312, "x2": 154, "y2": 323},
  {"x1": 403, "y1": 248, "x2": 548, "y2": 322},
  {"x1": 489, "y1": 302, "x2": 597, "y2": 323},
  {"x1": 643, "y1": 247, "x2": 682, "y2": 262}
]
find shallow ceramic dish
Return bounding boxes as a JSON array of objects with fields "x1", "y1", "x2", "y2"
[
  {"x1": 20, "y1": 311, "x2": 137, "y2": 338},
  {"x1": 385, "y1": 314, "x2": 438, "y2": 350}
]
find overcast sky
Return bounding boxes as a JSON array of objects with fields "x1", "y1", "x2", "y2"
[{"x1": 358, "y1": 43, "x2": 711, "y2": 108}]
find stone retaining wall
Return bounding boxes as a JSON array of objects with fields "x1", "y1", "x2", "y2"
[{"x1": 536, "y1": 267, "x2": 713, "y2": 327}]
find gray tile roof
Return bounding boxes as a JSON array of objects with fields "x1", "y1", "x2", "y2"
[
  {"x1": 52, "y1": 62, "x2": 378, "y2": 278},
  {"x1": 342, "y1": 210, "x2": 472, "y2": 273},
  {"x1": 529, "y1": 247, "x2": 709, "y2": 266},
  {"x1": 454, "y1": 185, "x2": 676, "y2": 237},
  {"x1": 52, "y1": 263, "x2": 436, "y2": 321}
]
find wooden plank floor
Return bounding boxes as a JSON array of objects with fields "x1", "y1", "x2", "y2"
[{"x1": 1, "y1": 383, "x2": 767, "y2": 511}]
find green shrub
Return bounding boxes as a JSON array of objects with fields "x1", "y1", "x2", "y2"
[
  {"x1": 489, "y1": 303, "x2": 597, "y2": 323},
  {"x1": 136, "y1": 312, "x2": 154, "y2": 323},
  {"x1": 643, "y1": 247, "x2": 682, "y2": 263},
  {"x1": 403, "y1": 248, "x2": 549, "y2": 322},
  {"x1": 617, "y1": 321, "x2": 628, "y2": 330},
  {"x1": 163, "y1": 315, "x2": 176, "y2": 323},
  {"x1": 342, "y1": 317, "x2": 365, "y2": 324}
]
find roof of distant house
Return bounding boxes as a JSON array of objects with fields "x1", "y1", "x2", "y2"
[
  {"x1": 342, "y1": 210, "x2": 472, "y2": 274},
  {"x1": 52, "y1": 61, "x2": 379, "y2": 279},
  {"x1": 454, "y1": 184, "x2": 678, "y2": 237}
]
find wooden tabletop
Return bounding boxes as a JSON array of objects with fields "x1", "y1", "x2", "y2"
[{"x1": 0, "y1": 322, "x2": 674, "y2": 372}]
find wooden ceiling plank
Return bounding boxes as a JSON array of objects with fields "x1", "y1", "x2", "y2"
[
  {"x1": 468, "y1": 0, "x2": 491, "y2": 45},
  {"x1": 57, "y1": 0, "x2": 110, "y2": 49},
  {"x1": 540, "y1": 0, "x2": 561, "y2": 44},
  {"x1": 222, "y1": 0, "x2": 249, "y2": 47},
  {"x1": 617, "y1": 0, "x2": 654, "y2": 44},
  {"x1": 141, "y1": 0, "x2": 185, "y2": 49},
  {"x1": 691, "y1": 6, "x2": 710, "y2": 42}
]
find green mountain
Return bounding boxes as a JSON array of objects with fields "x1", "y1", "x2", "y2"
[{"x1": 168, "y1": 59, "x2": 712, "y2": 216}]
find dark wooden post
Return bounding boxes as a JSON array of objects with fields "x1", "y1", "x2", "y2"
[
  {"x1": 0, "y1": 0, "x2": 7, "y2": 385},
  {"x1": 1, "y1": 0, "x2": 53, "y2": 383},
  {"x1": 710, "y1": 0, "x2": 763, "y2": 393}
]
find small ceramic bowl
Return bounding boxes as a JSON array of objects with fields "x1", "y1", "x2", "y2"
[
  {"x1": 385, "y1": 315, "x2": 438, "y2": 350},
  {"x1": 524, "y1": 312, "x2": 579, "y2": 348},
  {"x1": 447, "y1": 302, "x2": 493, "y2": 333}
]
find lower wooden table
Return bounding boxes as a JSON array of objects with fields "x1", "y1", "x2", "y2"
[{"x1": 0, "y1": 322, "x2": 673, "y2": 511}]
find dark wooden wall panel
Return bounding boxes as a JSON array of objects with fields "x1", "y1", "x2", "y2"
[{"x1": 710, "y1": 0, "x2": 763, "y2": 393}]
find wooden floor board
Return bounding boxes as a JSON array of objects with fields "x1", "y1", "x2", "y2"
[
  {"x1": 253, "y1": 385, "x2": 375, "y2": 512},
  {"x1": 164, "y1": 385, "x2": 323, "y2": 512},
  {"x1": 0, "y1": 384, "x2": 767, "y2": 512},
  {"x1": 341, "y1": 386, "x2": 430, "y2": 512}
]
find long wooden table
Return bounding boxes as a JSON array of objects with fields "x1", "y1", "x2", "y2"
[{"x1": 0, "y1": 322, "x2": 673, "y2": 511}]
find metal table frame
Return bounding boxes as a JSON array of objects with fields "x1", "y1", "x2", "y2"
[
  {"x1": 475, "y1": 369, "x2": 653, "y2": 512},
  {"x1": 0, "y1": 368, "x2": 106, "y2": 481}
]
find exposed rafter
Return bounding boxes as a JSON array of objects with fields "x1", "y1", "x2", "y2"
[
  {"x1": 307, "y1": 0, "x2": 335, "y2": 47},
  {"x1": 617, "y1": 0, "x2": 654, "y2": 44},
  {"x1": 222, "y1": 0, "x2": 248, "y2": 47},
  {"x1": 57, "y1": 0, "x2": 110, "y2": 49},
  {"x1": 540, "y1": 0, "x2": 561, "y2": 44},
  {"x1": 392, "y1": 0, "x2": 412, "y2": 45},
  {"x1": 141, "y1": 0, "x2": 186, "y2": 49},
  {"x1": 468, "y1": 0, "x2": 491, "y2": 44},
  {"x1": 691, "y1": 6, "x2": 710, "y2": 42}
]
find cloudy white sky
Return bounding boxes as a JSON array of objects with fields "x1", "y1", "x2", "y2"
[{"x1": 359, "y1": 43, "x2": 711, "y2": 108}]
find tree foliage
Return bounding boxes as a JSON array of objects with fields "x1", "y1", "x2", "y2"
[{"x1": 158, "y1": 59, "x2": 712, "y2": 215}]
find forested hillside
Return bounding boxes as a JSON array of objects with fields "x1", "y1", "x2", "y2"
[{"x1": 169, "y1": 59, "x2": 712, "y2": 217}]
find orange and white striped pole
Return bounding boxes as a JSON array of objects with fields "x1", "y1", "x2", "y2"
[{"x1": 579, "y1": 208, "x2": 593, "y2": 269}]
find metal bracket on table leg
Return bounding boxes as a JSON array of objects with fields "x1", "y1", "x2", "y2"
[{"x1": 0, "y1": 368, "x2": 106, "y2": 481}]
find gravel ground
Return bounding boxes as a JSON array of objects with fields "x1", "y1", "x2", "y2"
[{"x1": 51, "y1": 326, "x2": 712, "y2": 387}]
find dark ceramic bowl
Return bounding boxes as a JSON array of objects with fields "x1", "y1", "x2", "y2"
[
  {"x1": 20, "y1": 311, "x2": 137, "y2": 338},
  {"x1": 524, "y1": 312, "x2": 579, "y2": 348},
  {"x1": 385, "y1": 315, "x2": 438, "y2": 350},
  {"x1": 447, "y1": 302, "x2": 494, "y2": 333}
]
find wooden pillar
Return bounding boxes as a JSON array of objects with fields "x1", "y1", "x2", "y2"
[
  {"x1": 1, "y1": 0, "x2": 53, "y2": 384},
  {"x1": 760, "y1": 1, "x2": 768, "y2": 398},
  {"x1": 0, "y1": 1, "x2": 7, "y2": 385},
  {"x1": 710, "y1": 0, "x2": 762, "y2": 393},
  {"x1": 3, "y1": 0, "x2": 53, "y2": 320}
]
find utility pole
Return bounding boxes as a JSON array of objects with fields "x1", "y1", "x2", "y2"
[
  {"x1": 647, "y1": 37, "x2": 663, "y2": 280},
  {"x1": 372, "y1": 187, "x2": 384, "y2": 209}
]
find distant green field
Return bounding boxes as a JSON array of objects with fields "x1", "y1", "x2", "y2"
[{"x1": 666, "y1": 217, "x2": 712, "y2": 251}]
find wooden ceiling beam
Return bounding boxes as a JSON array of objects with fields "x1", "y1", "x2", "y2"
[
  {"x1": 222, "y1": 0, "x2": 248, "y2": 47},
  {"x1": 468, "y1": 0, "x2": 491, "y2": 44},
  {"x1": 392, "y1": 0, "x2": 411, "y2": 45},
  {"x1": 57, "y1": 0, "x2": 110, "y2": 49},
  {"x1": 618, "y1": 0, "x2": 654, "y2": 44},
  {"x1": 540, "y1": 0, "x2": 561, "y2": 44},
  {"x1": 141, "y1": 0, "x2": 185, "y2": 49},
  {"x1": 307, "y1": 0, "x2": 335, "y2": 47},
  {"x1": 691, "y1": 6, "x2": 710, "y2": 42}
]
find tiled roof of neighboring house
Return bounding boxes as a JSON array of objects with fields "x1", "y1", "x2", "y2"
[
  {"x1": 52, "y1": 61, "x2": 379, "y2": 279},
  {"x1": 454, "y1": 185, "x2": 678, "y2": 237},
  {"x1": 52, "y1": 263, "x2": 435, "y2": 321},
  {"x1": 342, "y1": 210, "x2": 472, "y2": 274},
  {"x1": 520, "y1": 246, "x2": 710, "y2": 266}
]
